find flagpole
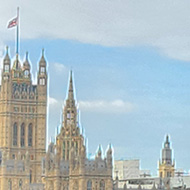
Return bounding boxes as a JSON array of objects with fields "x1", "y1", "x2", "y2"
[{"x1": 16, "y1": 7, "x2": 19, "y2": 55}]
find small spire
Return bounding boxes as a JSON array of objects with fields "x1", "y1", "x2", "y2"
[
  {"x1": 26, "y1": 51, "x2": 28, "y2": 61},
  {"x1": 4, "y1": 46, "x2": 10, "y2": 61},
  {"x1": 23, "y1": 51, "x2": 30, "y2": 70},
  {"x1": 68, "y1": 70, "x2": 74, "y2": 100},
  {"x1": 16, "y1": 54, "x2": 19, "y2": 69},
  {"x1": 98, "y1": 144, "x2": 102, "y2": 157},
  {"x1": 39, "y1": 48, "x2": 46, "y2": 66},
  {"x1": 6, "y1": 46, "x2": 8, "y2": 55},
  {"x1": 164, "y1": 134, "x2": 170, "y2": 148},
  {"x1": 42, "y1": 48, "x2": 44, "y2": 57}
]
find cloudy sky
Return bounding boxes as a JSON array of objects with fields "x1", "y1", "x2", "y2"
[{"x1": 1, "y1": 0, "x2": 190, "y2": 175}]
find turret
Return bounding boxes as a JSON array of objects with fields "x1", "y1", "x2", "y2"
[
  {"x1": 38, "y1": 49, "x2": 47, "y2": 86},
  {"x1": 107, "y1": 143, "x2": 113, "y2": 168},
  {"x1": 159, "y1": 135, "x2": 175, "y2": 178},
  {"x1": 2, "y1": 46, "x2": 11, "y2": 82},
  {"x1": 96, "y1": 144, "x2": 102, "y2": 160},
  {"x1": 162, "y1": 135, "x2": 172, "y2": 165},
  {"x1": 23, "y1": 52, "x2": 31, "y2": 79}
]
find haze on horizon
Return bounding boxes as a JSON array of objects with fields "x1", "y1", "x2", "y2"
[{"x1": 0, "y1": 0, "x2": 190, "y2": 175}]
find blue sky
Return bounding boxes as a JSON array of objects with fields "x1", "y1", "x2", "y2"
[{"x1": 1, "y1": 0, "x2": 190, "y2": 176}]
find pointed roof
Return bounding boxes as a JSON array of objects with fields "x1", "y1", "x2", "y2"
[
  {"x1": 4, "y1": 46, "x2": 10, "y2": 62},
  {"x1": 67, "y1": 70, "x2": 75, "y2": 101},
  {"x1": 12, "y1": 54, "x2": 21, "y2": 71},
  {"x1": 164, "y1": 134, "x2": 170, "y2": 148},
  {"x1": 23, "y1": 52, "x2": 30, "y2": 70},
  {"x1": 39, "y1": 48, "x2": 46, "y2": 66}
]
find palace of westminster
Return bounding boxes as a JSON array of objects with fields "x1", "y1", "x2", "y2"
[{"x1": 0, "y1": 46, "x2": 186, "y2": 190}]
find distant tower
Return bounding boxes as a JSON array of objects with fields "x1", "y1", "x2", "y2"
[{"x1": 159, "y1": 135, "x2": 175, "y2": 178}]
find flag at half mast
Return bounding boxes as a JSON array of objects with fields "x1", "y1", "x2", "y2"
[{"x1": 7, "y1": 17, "x2": 18, "y2": 28}]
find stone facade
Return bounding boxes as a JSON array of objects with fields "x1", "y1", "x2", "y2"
[
  {"x1": 42, "y1": 71, "x2": 113, "y2": 190},
  {"x1": 0, "y1": 47, "x2": 113, "y2": 190}
]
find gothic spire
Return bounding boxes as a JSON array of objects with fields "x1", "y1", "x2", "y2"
[
  {"x1": 23, "y1": 52, "x2": 30, "y2": 70},
  {"x1": 4, "y1": 46, "x2": 10, "y2": 61},
  {"x1": 67, "y1": 70, "x2": 74, "y2": 101},
  {"x1": 39, "y1": 48, "x2": 46, "y2": 67},
  {"x1": 164, "y1": 134, "x2": 170, "y2": 148}
]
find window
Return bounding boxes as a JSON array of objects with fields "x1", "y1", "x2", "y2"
[
  {"x1": 73, "y1": 181, "x2": 78, "y2": 190},
  {"x1": 5, "y1": 65, "x2": 9, "y2": 72},
  {"x1": 63, "y1": 141, "x2": 65, "y2": 160},
  {"x1": 76, "y1": 142, "x2": 78, "y2": 154},
  {"x1": 40, "y1": 78, "x2": 45, "y2": 85},
  {"x1": 100, "y1": 180, "x2": 105, "y2": 190},
  {"x1": 40, "y1": 67, "x2": 45, "y2": 73},
  {"x1": 13, "y1": 123, "x2": 17, "y2": 146},
  {"x1": 8, "y1": 179, "x2": 12, "y2": 190},
  {"x1": 87, "y1": 180, "x2": 92, "y2": 190},
  {"x1": 19, "y1": 179, "x2": 22, "y2": 190},
  {"x1": 28, "y1": 124, "x2": 32, "y2": 147},
  {"x1": 30, "y1": 170, "x2": 32, "y2": 183},
  {"x1": 24, "y1": 70, "x2": 29, "y2": 78},
  {"x1": 12, "y1": 154, "x2": 15, "y2": 159},
  {"x1": 67, "y1": 141, "x2": 70, "y2": 160},
  {"x1": 20, "y1": 123, "x2": 25, "y2": 147},
  {"x1": 167, "y1": 172, "x2": 171, "y2": 177}
]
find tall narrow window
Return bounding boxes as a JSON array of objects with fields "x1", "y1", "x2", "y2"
[
  {"x1": 20, "y1": 123, "x2": 25, "y2": 147},
  {"x1": 76, "y1": 142, "x2": 78, "y2": 155},
  {"x1": 30, "y1": 170, "x2": 32, "y2": 183},
  {"x1": 19, "y1": 179, "x2": 22, "y2": 190},
  {"x1": 13, "y1": 123, "x2": 17, "y2": 146},
  {"x1": 87, "y1": 180, "x2": 92, "y2": 190},
  {"x1": 28, "y1": 124, "x2": 32, "y2": 147},
  {"x1": 100, "y1": 180, "x2": 105, "y2": 190},
  {"x1": 8, "y1": 179, "x2": 12, "y2": 190},
  {"x1": 63, "y1": 141, "x2": 65, "y2": 160}
]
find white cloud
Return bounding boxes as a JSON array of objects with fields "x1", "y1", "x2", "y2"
[
  {"x1": 48, "y1": 97, "x2": 58, "y2": 105},
  {"x1": 0, "y1": 0, "x2": 190, "y2": 60},
  {"x1": 53, "y1": 63, "x2": 66, "y2": 74},
  {"x1": 78, "y1": 99, "x2": 135, "y2": 113}
]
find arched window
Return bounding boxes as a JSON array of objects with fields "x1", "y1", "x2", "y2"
[
  {"x1": 100, "y1": 180, "x2": 105, "y2": 190},
  {"x1": 20, "y1": 123, "x2": 25, "y2": 147},
  {"x1": 87, "y1": 180, "x2": 92, "y2": 190},
  {"x1": 30, "y1": 170, "x2": 32, "y2": 183},
  {"x1": 28, "y1": 124, "x2": 32, "y2": 147},
  {"x1": 13, "y1": 123, "x2": 17, "y2": 146},
  {"x1": 63, "y1": 141, "x2": 65, "y2": 160},
  {"x1": 73, "y1": 181, "x2": 78, "y2": 190},
  {"x1": 8, "y1": 179, "x2": 12, "y2": 190},
  {"x1": 19, "y1": 179, "x2": 22, "y2": 190}
]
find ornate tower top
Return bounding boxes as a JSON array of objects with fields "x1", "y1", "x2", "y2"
[
  {"x1": 68, "y1": 70, "x2": 74, "y2": 101},
  {"x1": 4, "y1": 46, "x2": 10, "y2": 62},
  {"x1": 161, "y1": 135, "x2": 173, "y2": 165},
  {"x1": 39, "y1": 49, "x2": 46, "y2": 67},
  {"x1": 164, "y1": 135, "x2": 170, "y2": 148},
  {"x1": 23, "y1": 52, "x2": 30, "y2": 70}
]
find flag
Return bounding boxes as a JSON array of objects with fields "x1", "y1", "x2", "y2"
[{"x1": 7, "y1": 17, "x2": 18, "y2": 28}]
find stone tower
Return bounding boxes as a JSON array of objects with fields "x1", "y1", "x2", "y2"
[
  {"x1": 159, "y1": 135, "x2": 175, "y2": 178},
  {"x1": 43, "y1": 71, "x2": 113, "y2": 190},
  {"x1": 0, "y1": 47, "x2": 47, "y2": 188}
]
